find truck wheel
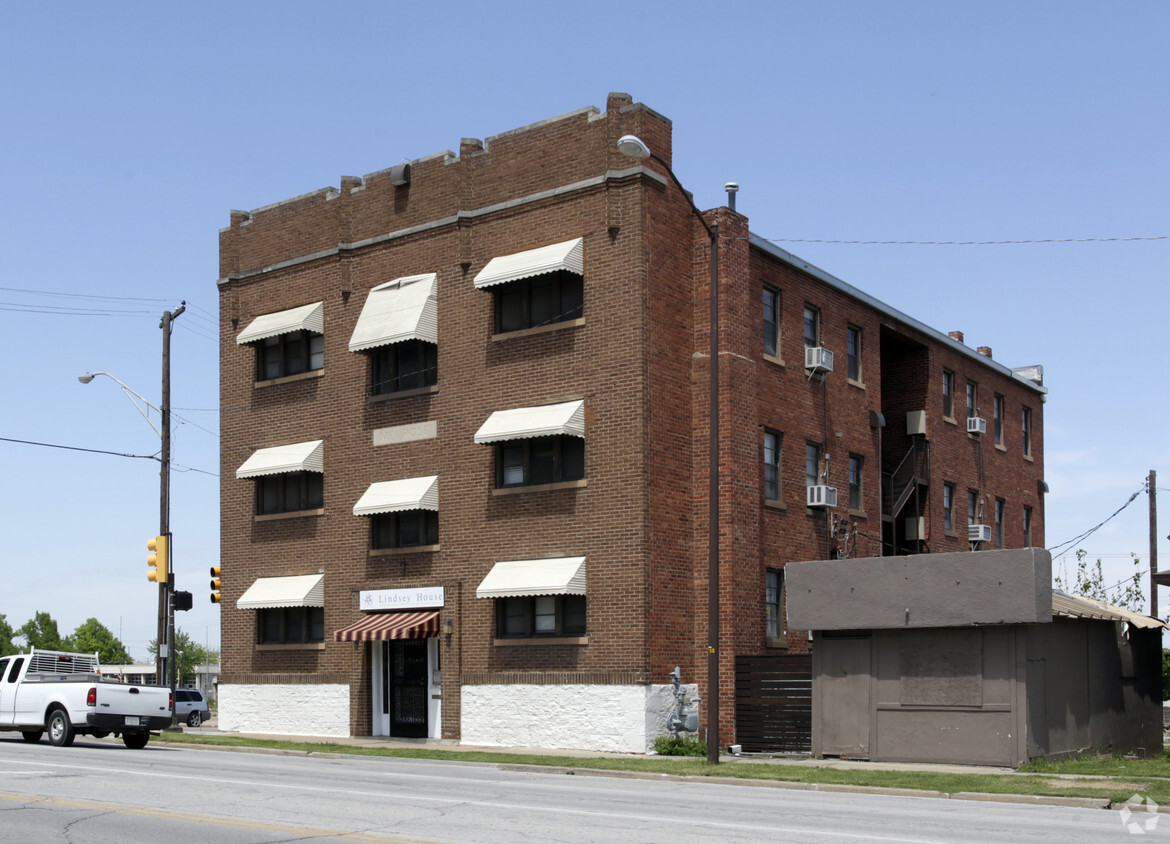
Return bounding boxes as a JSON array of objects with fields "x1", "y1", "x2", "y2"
[
  {"x1": 187, "y1": 711, "x2": 202, "y2": 728},
  {"x1": 21, "y1": 730, "x2": 43, "y2": 743},
  {"x1": 122, "y1": 732, "x2": 149, "y2": 749},
  {"x1": 47, "y1": 709, "x2": 76, "y2": 747}
]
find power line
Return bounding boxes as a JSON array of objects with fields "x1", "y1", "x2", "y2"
[
  {"x1": 767, "y1": 235, "x2": 1168, "y2": 246},
  {"x1": 1047, "y1": 487, "x2": 1145, "y2": 559},
  {"x1": 0, "y1": 435, "x2": 158, "y2": 461}
]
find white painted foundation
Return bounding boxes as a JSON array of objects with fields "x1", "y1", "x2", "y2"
[
  {"x1": 460, "y1": 683, "x2": 696, "y2": 753},
  {"x1": 218, "y1": 683, "x2": 350, "y2": 737}
]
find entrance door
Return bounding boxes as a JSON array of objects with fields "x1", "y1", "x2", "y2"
[
  {"x1": 383, "y1": 639, "x2": 428, "y2": 738},
  {"x1": 820, "y1": 637, "x2": 871, "y2": 758}
]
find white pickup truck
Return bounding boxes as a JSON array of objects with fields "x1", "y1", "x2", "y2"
[{"x1": 0, "y1": 648, "x2": 172, "y2": 748}]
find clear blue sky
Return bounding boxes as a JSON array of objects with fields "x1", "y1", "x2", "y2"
[{"x1": 2, "y1": 1, "x2": 1167, "y2": 660}]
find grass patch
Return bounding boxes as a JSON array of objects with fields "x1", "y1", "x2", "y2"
[{"x1": 153, "y1": 732, "x2": 1169, "y2": 804}]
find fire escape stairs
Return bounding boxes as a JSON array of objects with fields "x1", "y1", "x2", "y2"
[{"x1": 885, "y1": 439, "x2": 930, "y2": 520}]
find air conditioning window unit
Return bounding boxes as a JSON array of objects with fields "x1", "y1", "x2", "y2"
[
  {"x1": 969, "y1": 524, "x2": 992, "y2": 543},
  {"x1": 904, "y1": 516, "x2": 926, "y2": 541},
  {"x1": 967, "y1": 416, "x2": 987, "y2": 435},
  {"x1": 804, "y1": 346, "x2": 834, "y2": 373},
  {"x1": 807, "y1": 485, "x2": 838, "y2": 508}
]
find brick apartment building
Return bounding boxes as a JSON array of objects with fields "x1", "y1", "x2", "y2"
[{"x1": 216, "y1": 92, "x2": 1047, "y2": 752}]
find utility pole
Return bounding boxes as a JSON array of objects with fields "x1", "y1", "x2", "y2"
[
  {"x1": 159, "y1": 303, "x2": 185, "y2": 693},
  {"x1": 1150, "y1": 469, "x2": 1158, "y2": 620}
]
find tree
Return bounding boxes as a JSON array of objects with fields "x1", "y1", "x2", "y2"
[
  {"x1": 1054, "y1": 549, "x2": 1145, "y2": 612},
  {"x1": 69, "y1": 618, "x2": 132, "y2": 665},
  {"x1": 19, "y1": 611, "x2": 67, "y2": 651},
  {"x1": 0, "y1": 614, "x2": 17, "y2": 657},
  {"x1": 148, "y1": 628, "x2": 219, "y2": 687}
]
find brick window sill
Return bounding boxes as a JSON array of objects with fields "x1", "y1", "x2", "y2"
[
  {"x1": 369, "y1": 384, "x2": 438, "y2": 405},
  {"x1": 847, "y1": 378, "x2": 865, "y2": 390},
  {"x1": 492, "y1": 479, "x2": 587, "y2": 496},
  {"x1": 762, "y1": 353, "x2": 785, "y2": 368},
  {"x1": 492, "y1": 317, "x2": 585, "y2": 342},
  {"x1": 254, "y1": 508, "x2": 326, "y2": 523},
  {"x1": 493, "y1": 637, "x2": 588, "y2": 647},
  {"x1": 764, "y1": 499, "x2": 786, "y2": 511},
  {"x1": 254, "y1": 369, "x2": 324, "y2": 389},
  {"x1": 370, "y1": 544, "x2": 440, "y2": 557}
]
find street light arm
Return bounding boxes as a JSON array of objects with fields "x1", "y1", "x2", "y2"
[
  {"x1": 78, "y1": 371, "x2": 163, "y2": 439},
  {"x1": 616, "y1": 134, "x2": 717, "y2": 242}
]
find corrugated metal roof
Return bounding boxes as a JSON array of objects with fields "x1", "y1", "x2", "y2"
[
  {"x1": 236, "y1": 302, "x2": 324, "y2": 344},
  {"x1": 474, "y1": 400, "x2": 585, "y2": 444},
  {"x1": 237, "y1": 573, "x2": 325, "y2": 609},
  {"x1": 352, "y1": 475, "x2": 439, "y2": 516},
  {"x1": 473, "y1": 237, "x2": 584, "y2": 289},
  {"x1": 476, "y1": 557, "x2": 587, "y2": 599},
  {"x1": 347, "y1": 274, "x2": 438, "y2": 352},
  {"x1": 236, "y1": 440, "x2": 324, "y2": 479},
  {"x1": 1052, "y1": 590, "x2": 1167, "y2": 629}
]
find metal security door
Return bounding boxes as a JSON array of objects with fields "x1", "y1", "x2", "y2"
[{"x1": 386, "y1": 639, "x2": 428, "y2": 738}]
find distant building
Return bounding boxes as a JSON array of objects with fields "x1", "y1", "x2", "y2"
[{"x1": 216, "y1": 93, "x2": 1046, "y2": 752}]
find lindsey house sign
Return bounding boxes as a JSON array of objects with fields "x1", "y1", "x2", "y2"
[{"x1": 360, "y1": 586, "x2": 445, "y2": 610}]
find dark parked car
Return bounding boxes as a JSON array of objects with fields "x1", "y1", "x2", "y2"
[{"x1": 173, "y1": 689, "x2": 211, "y2": 727}]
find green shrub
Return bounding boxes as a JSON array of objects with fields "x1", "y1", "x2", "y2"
[{"x1": 654, "y1": 735, "x2": 707, "y2": 757}]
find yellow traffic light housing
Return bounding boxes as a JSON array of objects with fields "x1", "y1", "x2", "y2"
[
  {"x1": 210, "y1": 565, "x2": 222, "y2": 604},
  {"x1": 147, "y1": 535, "x2": 169, "y2": 584}
]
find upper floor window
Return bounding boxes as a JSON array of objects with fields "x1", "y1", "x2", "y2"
[
  {"x1": 475, "y1": 400, "x2": 586, "y2": 489},
  {"x1": 846, "y1": 326, "x2": 862, "y2": 381},
  {"x1": 763, "y1": 429, "x2": 782, "y2": 502},
  {"x1": 943, "y1": 483, "x2": 956, "y2": 532},
  {"x1": 474, "y1": 238, "x2": 584, "y2": 334},
  {"x1": 995, "y1": 498, "x2": 1005, "y2": 548},
  {"x1": 848, "y1": 455, "x2": 863, "y2": 511},
  {"x1": 968, "y1": 489, "x2": 979, "y2": 525},
  {"x1": 348, "y1": 274, "x2": 439, "y2": 397},
  {"x1": 805, "y1": 442, "x2": 823, "y2": 489},
  {"x1": 993, "y1": 394, "x2": 1005, "y2": 445},
  {"x1": 763, "y1": 287, "x2": 780, "y2": 357},
  {"x1": 1022, "y1": 407, "x2": 1033, "y2": 457},
  {"x1": 1023, "y1": 505, "x2": 1033, "y2": 547},
  {"x1": 258, "y1": 606, "x2": 324, "y2": 645},
  {"x1": 373, "y1": 510, "x2": 438, "y2": 549},
  {"x1": 236, "y1": 302, "x2": 325, "y2": 382},
  {"x1": 236, "y1": 440, "x2": 325, "y2": 517},
  {"x1": 966, "y1": 381, "x2": 978, "y2": 419},
  {"x1": 803, "y1": 305, "x2": 821, "y2": 347},
  {"x1": 942, "y1": 370, "x2": 955, "y2": 419},
  {"x1": 354, "y1": 475, "x2": 441, "y2": 550}
]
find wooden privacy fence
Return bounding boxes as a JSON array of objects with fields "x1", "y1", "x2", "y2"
[{"x1": 734, "y1": 654, "x2": 812, "y2": 753}]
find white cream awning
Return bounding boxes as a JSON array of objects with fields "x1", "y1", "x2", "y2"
[
  {"x1": 237, "y1": 302, "x2": 324, "y2": 345},
  {"x1": 237, "y1": 573, "x2": 325, "y2": 609},
  {"x1": 348, "y1": 274, "x2": 438, "y2": 352},
  {"x1": 474, "y1": 400, "x2": 585, "y2": 444},
  {"x1": 353, "y1": 475, "x2": 439, "y2": 516},
  {"x1": 236, "y1": 440, "x2": 324, "y2": 479},
  {"x1": 476, "y1": 557, "x2": 587, "y2": 599},
  {"x1": 473, "y1": 237, "x2": 583, "y2": 289}
]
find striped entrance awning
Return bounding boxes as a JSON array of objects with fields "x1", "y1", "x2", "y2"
[{"x1": 333, "y1": 611, "x2": 440, "y2": 642}]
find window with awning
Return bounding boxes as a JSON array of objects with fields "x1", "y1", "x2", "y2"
[
  {"x1": 349, "y1": 275, "x2": 439, "y2": 396},
  {"x1": 353, "y1": 476, "x2": 439, "y2": 549},
  {"x1": 237, "y1": 574, "x2": 326, "y2": 646},
  {"x1": 476, "y1": 557, "x2": 587, "y2": 640},
  {"x1": 475, "y1": 402, "x2": 585, "y2": 488},
  {"x1": 237, "y1": 441, "x2": 325, "y2": 515},
  {"x1": 237, "y1": 302, "x2": 325, "y2": 381},
  {"x1": 473, "y1": 238, "x2": 584, "y2": 333}
]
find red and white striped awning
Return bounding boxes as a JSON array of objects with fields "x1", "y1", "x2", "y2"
[{"x1": 333, "y1": 611, "x2": 440, "y2": 642}]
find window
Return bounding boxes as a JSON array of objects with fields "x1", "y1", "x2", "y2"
[
  {"x1": 846, "y1": 326, "x2": 862, "y2": 381},
  {"x1": 256, "y1": 472, "x2": 324, "y2": 515},
  {"x1": 943, "y1": 483, "x2": 955, "y2": 532},
  {"x1": 763, "y1": 287, "x2": 780, "y2": 357},
  {"x1": 495, "y1": 271, "x2": 583, "y2": 333},
  {"x1": 496, "y1": 435, "x2": 584, "y2": 487},
  {"x1": 995, "y1": 498, "x2": 1005, "y2": 548},
  {"x1": 257, "y1": 606, "x2": 324, "y2": 644},
  {"x1": 1022, "y1": 407, "x2": 1033, "y2": 457},
  {"x1": 805, "y1": 442, "x2": 823, "y2": 489},
  {"x1": 942, "y1": 370, "x2": 955, "y2": 419},
  {"x1": 763, "y1": 430, "x2": 782, "y2": 502},
  {"x1": 766, "y1": 569, "x2": 784, "y2": 641},
  {"x1": 966, "y1": 381, "x2": 978, "y2": 419},
  {"x1": 371, "y1": 339, "x2": 437, "y2": 395},
  {"x1": 258, "y1": 330, "x2": 324, "y2": 381},
  {"x1": 968, "y1": 490, "x2": 979, "y2": 525},
  {"x1": 803, "y1": 305, "x2": 821, "y2": 347},
  {"x1": 496, "y1": 595, "x2": 586, "y2": 638},
  {"x1": 993, "y1": 394, "x2": 1005, "y2": 445},
  {"x1": 848, "y1": 455, "x2": 863, "y2": 511},
  {"x1": 4, "y1": 657, "x2": 22, "y2": 683},
  {"x1": 372, "y1": 510, "x2": 438, "y2": 549},
  {"x1": 1023, "y1": 505, "x2": 1033, "y2": 547}
]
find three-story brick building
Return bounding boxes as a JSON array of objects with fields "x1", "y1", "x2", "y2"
[{"x1": 216, "y1": 93, "x2": 1046, "y2": 751}]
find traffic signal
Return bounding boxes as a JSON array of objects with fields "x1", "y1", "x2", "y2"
[
  {"x1": 210, "y1": 566, "x2": 222, "y2": 604},
  {"x1": 147, "y1": 535, "x2": 169, "y2": 584},
  {"x1": 172, "y1": 590, "x2": 193, "y2": 612}
]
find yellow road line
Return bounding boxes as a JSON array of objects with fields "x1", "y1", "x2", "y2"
[{"x1": 0, "y1": 790, "x2": 440, "y2": 843}]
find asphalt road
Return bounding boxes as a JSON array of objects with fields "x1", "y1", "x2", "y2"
[{"x1": 0, "y1": 735, "x2": 1153, "y2": 842}]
